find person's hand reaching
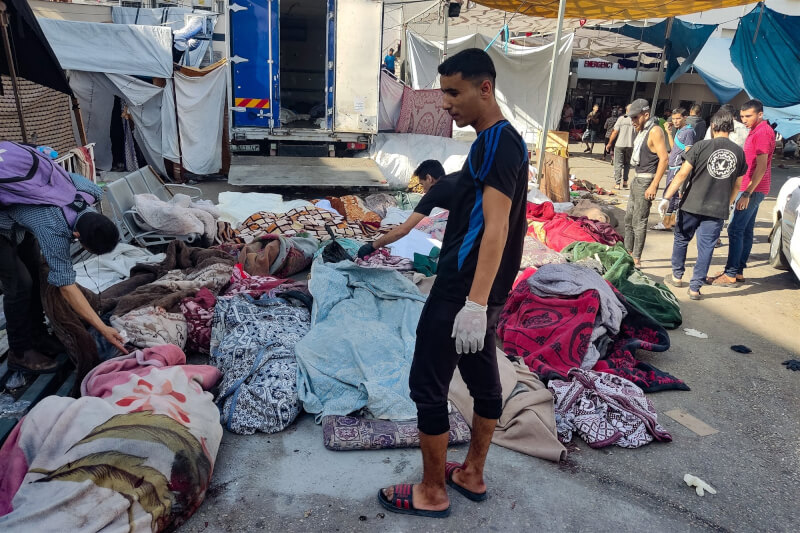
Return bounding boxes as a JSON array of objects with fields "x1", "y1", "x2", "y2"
[{"x1": 357, "y1": 243, "x2": 375, "y2": 259}]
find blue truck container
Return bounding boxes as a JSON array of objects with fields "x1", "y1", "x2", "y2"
[{"x1": 226, "y1": 0, "x2": 383, "y2": 153}]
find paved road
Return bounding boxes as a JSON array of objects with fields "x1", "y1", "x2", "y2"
[{"x1": 182, "y1": 147, "x2": 800, "y2": 533}]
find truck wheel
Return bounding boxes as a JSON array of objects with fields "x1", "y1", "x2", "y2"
[{"x1": 769, "y1": 222, "x2": 790, "y2": 270}]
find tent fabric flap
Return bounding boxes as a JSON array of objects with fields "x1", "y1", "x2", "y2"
[
  {"x1": 406, "y1": 31, "x2": 574, "y2": 144},
  {"x1": 730, "y1": 4, "x2": 800, "y2": 108},
  {"x1": 473, "y1": 0, "x2": 755, "y2": 19},
  {"x1": 593, "y1": 19, "x2": 717, "y2": 84},
  {"x1": 1, "y1": 0, "x2": 71, "y2": 94},
  {"x1": 174, "y1": 64, "x2": 227, "y2": 175},
  {"x1": 38, "y1": 18, "x2": 174, "y2": 78}
]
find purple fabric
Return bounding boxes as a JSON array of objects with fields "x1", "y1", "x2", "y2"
[{"x1": 549, "y1": 368, "x2": 672, "y2": 448}]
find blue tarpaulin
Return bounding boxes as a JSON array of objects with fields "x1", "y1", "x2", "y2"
[
  {"x1": 596, "y1": 19, "x2": 718, "y2": 84},
  {"x1": 730, "y1": 3, "x2": 800, "y2": 108},
  {"x1": 694, "y1": 66, "x2": 743, "y2": 104}
]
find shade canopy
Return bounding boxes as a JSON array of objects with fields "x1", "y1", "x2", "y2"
[{"x1": 473, "y1": 0, "x2": 755, "y2": 20}]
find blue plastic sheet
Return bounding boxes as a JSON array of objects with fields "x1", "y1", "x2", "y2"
[
  {"x1": 597, "y1": 19, "x2": 717, "y2": 84},
  {"x1": 694, "y1": 66, "x2": 743, "y2": 104},
  {"x1": 731, "y1": 4, "x2": 800, "y2": 108}
]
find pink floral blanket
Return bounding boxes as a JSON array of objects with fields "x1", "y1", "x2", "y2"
[{"x1": 0, "y1": 345, "x2": 222, "y2": 531}]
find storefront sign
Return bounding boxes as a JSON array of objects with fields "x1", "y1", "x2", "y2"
[{"x1": 576, "y1": 58, "x2": 660, "y2": 82}]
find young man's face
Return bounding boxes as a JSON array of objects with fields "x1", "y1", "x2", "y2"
[
  {"x1": 420, "y1": 174, "x2": 437, "y2": 193},
  {"x1": 440, "y1": 73, "x2": 491, "y2": 128},
  {"x1": 740, "y1": 107, "x2": 763, "y2": 129},
  {"x1": 671, "y1": 113, "x2": 686, "y2": 129}
]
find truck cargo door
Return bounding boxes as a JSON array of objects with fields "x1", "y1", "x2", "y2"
[
  {"x1": 230, "y1": 0, "x2": 280, "y2": 129},
  {"x1": 333, "y1": 0, "x2": 381, "y2": 134}
]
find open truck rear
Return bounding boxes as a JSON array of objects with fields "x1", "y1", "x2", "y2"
[{"x1": 226, "y1": 0, "x2": 383, "y2": 157}]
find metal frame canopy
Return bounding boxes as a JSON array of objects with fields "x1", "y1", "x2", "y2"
[{"x1": 472, "y1": 0, "x2": 755, "y2": 19}]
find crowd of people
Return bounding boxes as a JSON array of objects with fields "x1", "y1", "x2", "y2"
[{"x1": 591, "y1": 97, "x2": 776, "y2": 299}]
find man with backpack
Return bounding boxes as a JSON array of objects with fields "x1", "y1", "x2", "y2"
[{"x1": 0, "y1": 140, "x2": 126, "y2": 373}]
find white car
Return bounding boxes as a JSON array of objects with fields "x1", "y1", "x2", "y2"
[{"x1": 769, "y1": 177, "x2": 800, "y2": 280}]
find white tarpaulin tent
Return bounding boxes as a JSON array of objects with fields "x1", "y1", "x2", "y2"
[
  {"x1": 38, "y1": 17, "x2": 226, "y2": 175},
  {"x1": 406, "y1": 31, "x2": 574, "y2": 144}
]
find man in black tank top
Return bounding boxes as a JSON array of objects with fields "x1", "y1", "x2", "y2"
[{"x1": 623, "y1": 99, "x2": 669, "y2": 267}]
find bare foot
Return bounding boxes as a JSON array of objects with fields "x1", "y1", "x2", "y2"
[{"x1": 381, "y1": 484, "x2": 449, "y2": 512}]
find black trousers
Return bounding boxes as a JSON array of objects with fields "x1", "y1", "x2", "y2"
[
  {"x1": 409, "y1": 295, "x2": 503, "y2": 436},
  {"x1": 0, "y1": 234, "x2": 46, "y2": 352}
]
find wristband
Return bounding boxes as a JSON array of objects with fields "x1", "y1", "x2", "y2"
[{"x1": 741, "y1": 191, "x2": 751, "y2": 198}]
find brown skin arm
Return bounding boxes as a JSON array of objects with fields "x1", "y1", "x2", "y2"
[
  {"x1": 60, "y1": 284, "x2": 128, "y2": 354},
  {"x1": 645, "y1": 126, "x2": 670, "y2": 200},
  {"x1": 468, "y1": 186, "x2": 511, "y2": 306},
  {"x1": 373, "y1": 213, "x2": 425, "y2": 249},
  {"x1": 606, "y1": 129, "x2": 619, "y2": 151},
  {"x1": 731, "y1": 176, "x2": 743, "y2": 205},
  {"x1": 664, "y1": 161, "x2": 693, "y2": 200},
  {"x1": 736, "y1": 153, "x2": 768, "y2": 210}
]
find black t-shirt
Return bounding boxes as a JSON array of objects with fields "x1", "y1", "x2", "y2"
[
  {"x1": 681, "y1": 137, "x2": 747, "y2": 219},
  {"x1": 430, "y1": 120, "x2": 529, "y2": 306},
  {"x1": 413, "y1": 174, "x2": 456, "y2": 216}
]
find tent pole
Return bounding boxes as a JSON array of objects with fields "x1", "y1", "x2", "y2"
[
  {"x1": 0, "y1": 1, "x2": 28, "y2": 143},
  {"x1": 442, "y1": 2, "x2": 449, "y2": 61},
  {"x1": 536, "y1": 0, "x2": 566, "y2": 177},
  {"x1": 71, "y1": 96, "x2": 88, "y2": 146},
  {"x1": 630, "y1": 52, "x2": 642, "y2": 101},
  {"x1": 651, "y1": 17, "x2": 673, "y2": 113}
]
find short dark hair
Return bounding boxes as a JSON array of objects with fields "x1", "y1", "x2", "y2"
[
  {"x1": 672, "y1": 107, "x2": 688, "y2": 117},
  {"x1": 711, "y1": 109, "x2": 735, "y2": 133},
  {"x1": 720, "y1": 104, "x2": 737, "y2": 115},
  {"x1": 438, "y1": 48, "x2": 496, "y2": 89},
  {"x1": 690, "y1": 104, "x2": 702, "y2": 114},
  {"x1": 75, "y1": 212, "x2": 120, "y2": 255},
  {"x1": 741, "y1": 99, "x2": 764, "y2": 113},
  {"x1": 414, "y1": 159, "x2": 445, "y2": 181}
]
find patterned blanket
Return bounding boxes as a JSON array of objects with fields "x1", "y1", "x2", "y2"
[
  {"x1": 215, "y1": 233, "x2": 318, "y2": 278},
  {"x1": 0, "y1": 345, "x2": 222, "y2": 531},
  {"x1": 236, "y1": 207, "x2": 383, "y2": 244},
  {"x1": 549, "y1": 368, "x2": 672, "y2": 448},
  {"x1": 210, "y1": 293, "x2": 310, "y2": 435},
  {"x1": 395, "y1": 87, "x2": 453, "y2": 138}
]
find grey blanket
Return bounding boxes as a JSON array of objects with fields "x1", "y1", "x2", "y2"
[{"x1": 526, "y1": 263, "x2": 628, "y2": 369}]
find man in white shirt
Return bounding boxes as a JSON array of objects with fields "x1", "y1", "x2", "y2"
[{"x1": 704, "y1": 104, "x2": 749, "y2": 147}]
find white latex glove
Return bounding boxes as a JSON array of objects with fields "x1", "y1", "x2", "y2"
[
  {"x1": 658, "y1": 198, "x2": 670, "y2": 216},
  {"x1": 684, "y1": 474, "x2": 717, "y2": 496},
  {"x1": 451, "y1": 298, "x2": 488, "y2": 355}
]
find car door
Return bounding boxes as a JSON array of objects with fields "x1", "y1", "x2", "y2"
[{"x1": 784, "y1": 182, "x2": 800, "y2": 274}]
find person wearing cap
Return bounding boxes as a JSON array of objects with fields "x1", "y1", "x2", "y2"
[{"x1": 623, "y1": 98, "x2": 669, "y2": 267}]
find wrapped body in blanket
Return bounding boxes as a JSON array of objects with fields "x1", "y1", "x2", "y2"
[{"x1": 0, "y1": 345, "x2": 222, "y2": 531}]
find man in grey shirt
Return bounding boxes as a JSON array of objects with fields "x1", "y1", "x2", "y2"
[{"x1": 606, "y1": 104, "x2": 635, "y2": 189}]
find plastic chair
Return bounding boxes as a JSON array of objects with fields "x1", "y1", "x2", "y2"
[
  {"x1": 126, "y1": 166, "x2": 202, "y2": 202},
  {"x1": 104, "y1": 176, "x2": 200, "y2": 248}
]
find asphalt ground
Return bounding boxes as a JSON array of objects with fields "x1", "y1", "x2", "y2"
[{"x1": 180, "y1": 145, "x2": 800, "y2": 533}]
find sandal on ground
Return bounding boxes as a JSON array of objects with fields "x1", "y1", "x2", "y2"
[
  {"x1": 664, "y1": 275, "x2": 684, "y2": 288},
  {"x1": 614, "y1": 184, "x2": 621, "y2": 190},
  {"x1": 687, "y1": 289, "x2": 702, "y2": 301},
  {"x1": 445, "y1": 462, "x2": 488, "y2": 502},
  {"x1": 622, "y1": 181, "x2": 628, "y2": 188},
  {"x1": 377, "y1": 484, "x2": 451, "y2": 518},
  {"x1": 710, "y1": 274, "x2": 738, "y2": 287}
]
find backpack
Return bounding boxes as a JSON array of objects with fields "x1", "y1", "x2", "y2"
[{"x1": 0, "y1": 140, "x2": 96, "y2": 227}]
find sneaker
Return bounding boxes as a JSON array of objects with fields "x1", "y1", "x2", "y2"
[{"x1": 650, "y1": 222, "x2": 667, "y2": 231}]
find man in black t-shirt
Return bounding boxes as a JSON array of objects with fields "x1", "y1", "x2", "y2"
[
  {"x1": 379, "y1": 49, "x2": 528, "y2": 518},
  {"x1": 357, "y1": 160, "x2": 449, "y2": 258},
  {"x1": 663, "y1": 109, "x2": 747, "y2": 300}
]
